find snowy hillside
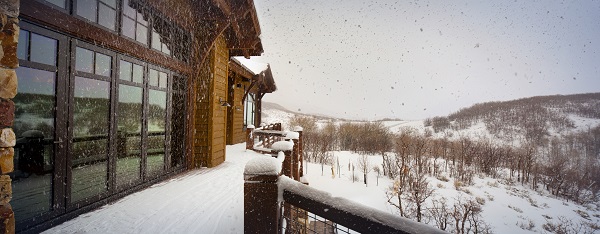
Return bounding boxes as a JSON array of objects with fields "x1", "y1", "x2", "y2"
[
  {"x1": 262, "y1": 97, "x2": 600, "y2": 234},
  {"x1": 303, "y1": 151, "x2": 600, "y2": 234}
]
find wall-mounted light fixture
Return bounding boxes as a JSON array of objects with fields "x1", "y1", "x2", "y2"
[{"x1": 219, "y1": 97, "x2": 231, "y2": 107}]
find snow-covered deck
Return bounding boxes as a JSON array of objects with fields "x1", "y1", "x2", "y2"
[{"x1": 44, "y1": 144, "x2": 256, "y2": 234}]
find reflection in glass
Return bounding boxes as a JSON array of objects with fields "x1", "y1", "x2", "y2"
[
  {"x1": 76, "y1": 47, "x2": 94, "y2": 73},
  {"x1": 122, "y1": 17, "x2": 136, "y2": 39},
  {"x1": 122, "y1": 0, "x2": 148, "y2": 45},
  {"x1": 17, "y1": 30, "x2": 29, "y2": 61},
  {"x1": 151, "y1": 30, "x2": 161, "y2": 51},
  {"x1": 98, "y1": 3, "x2": 116, "y2": 30},
  {"x1": 30, "y1": 33, "x2": 58, "y2": 66},
  {"x1": 71, "y1": 76, "x2": 109, "y2": 203},
  {"x1": 148, "y1": 90, "x2": 166, "y2": 175},
  {"x1": 245, "y1": 94, "x2": 255, "y2": 127},
  {"x1": 95, "y1": 53, "x2": 112, "y2": 77},
  {"x1": 11, "y1": 67, "x2": 56, "y2": 223},
  {"x1": 135, "y1": 23, "x2": 148, "y2": 45},
  {"x1": 159, "y1": 72, "x2": 168, "y2": 88},
  {"x1": 119, "y1": 60, "x2": 132, "y2": 81},
  {"x1": 123, "y1": 0, "x2": 135, "y2": 17},
  {"x1": 149, "y1": 69, "x2": 159, "y2": 86},
  {"x1": 116, "y1": 85, "x2": 143, "y2": 188},
  {"x1": 132, "y1": 64, "x2": 143, "y2": 83},
  {"x1": 100, "y1": 0, "x2": 116, "y2": 8},
  {"x1": 76, "y1": 0, "x2": 97, "y2": 22}
]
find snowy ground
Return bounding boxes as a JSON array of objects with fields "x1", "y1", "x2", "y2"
[
  {"x1": 45, "y1": 144, "x2": 255, "y2": 234},
  {"x1": 304, "y1": 151, "x2": 600, "y2": 233},
  {"x1": 46, "y1": 143, "x2": 600, "y2": 234}
]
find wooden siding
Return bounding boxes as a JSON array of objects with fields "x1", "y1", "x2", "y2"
[
  {"x1": 227, "y1": 73, "x2": 249, "y2": 144},
  {"x1": 193, "y1": 34, "x2": 229, "y2": 168}
]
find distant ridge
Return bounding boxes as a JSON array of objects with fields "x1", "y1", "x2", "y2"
[
  {"x1": 262, "y1": 102, "x2": 292, "y2": 113},
  {"x1": 262, "y1": 101, "x2": 352, "y2": 122}
]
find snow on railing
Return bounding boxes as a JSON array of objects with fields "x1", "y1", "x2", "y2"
[
  {"x1": 243, "y1": 124, "x2": 443, "y2": 234},
  {"x1": 278, "y1": 176, "x2": 446, "y2": 234}
]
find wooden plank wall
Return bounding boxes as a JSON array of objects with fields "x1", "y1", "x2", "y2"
[
  {"x1": 193, "y1": 34, "x2": 228, "y2": 168},
  {"x1": 229, "y1": 74, "x2": 247, "y2": 144},
  {"x1": 193, "y1": 55, "x2": 210, "y2": 167},
  {"x1": 209, "y1": 34, "x2": 229, "y2": 167}
]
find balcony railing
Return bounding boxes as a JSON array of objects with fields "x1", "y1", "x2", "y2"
[{"x1": 243, "y1": 124, "x2": 445, "y2": 234}]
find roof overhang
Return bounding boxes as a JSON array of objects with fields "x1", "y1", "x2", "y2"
[{"x1": 214, "y1": 0, "x2": 264, "y2": 58}]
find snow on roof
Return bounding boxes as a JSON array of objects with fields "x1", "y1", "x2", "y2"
[{"x1": 232, "y1": 57, "x2": 269, "y2": 75}]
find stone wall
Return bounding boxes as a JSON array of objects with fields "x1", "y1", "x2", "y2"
[{"x1": 0, "y1": 0, "x2": 18, "y2": 233}]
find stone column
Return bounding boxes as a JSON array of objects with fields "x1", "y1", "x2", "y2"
[{"x1": 0, "y1": 1, "x2": 19, "y2": 233}]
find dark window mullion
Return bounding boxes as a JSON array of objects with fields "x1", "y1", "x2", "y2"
[
  {"x1": 141, "y1": 66, "x2": 149, "y2": 181},
  {"x1": 164, "y1": 72, "x2": 173, "y2": 171},
  {"x1": 108, "y1": 54, "x2": 119, "y2": 193}
]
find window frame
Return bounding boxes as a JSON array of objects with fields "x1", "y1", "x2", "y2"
[
  {"x1": 73, "y1": 0, "x2": 120, "y2": 32},
  {"x1": 67, "y1": 39, "x2": 117, "y2": 209},
  {"x1": 114, "y1": 54, "x2": 147, "y2": 190},
  {"x1": 13, "y1": 20, "x2": 70, "y2": 229}
]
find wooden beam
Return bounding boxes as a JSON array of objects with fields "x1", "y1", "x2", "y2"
[{"x1": 212, "y1": 0, "x2": 232, "y2": 16}]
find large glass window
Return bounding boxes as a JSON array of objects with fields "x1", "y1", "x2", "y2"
[
  {"x1": 245, "y1": 94, "x2": 256, "y2": 127},
  {"x1": 116, "y1": 84, "x2": 143, "y2": 187},
  {"x1": 122, "y1": 0, "x2": 148, "y2": 44},
  {"x1": 75, "y1": 47, "x2": 112, "y2": 76},
  {"x1": 75, "y1": 0, "x2": 117, "y2": 31},
  {"x1": 14, "y1": 21, "x2": 189, "y2": 231},
  {"x1": 12, "y1": 67, "x2": 56, "y2": 222},
  {"x1": 149, "y1": 68, "x2": 168, "y2": 88},
  {"x1": 11, "y1": 28, "x2": 59, "y2": 224},
  {"x1": 71, "y1": 76, "x2": 110, "y2": 203},
  {"x1": 71, "y1": 45, "x2": 113, "y2": 203},
  {"x1": 18, "y1": 30, "x2": 58, "y2": 66},
  {"x1": 151, "y1": 28, "x2": 170, "y2": 55},
  {"x1": 147, "y1": 89, "x2": 167, "y2": 175}
]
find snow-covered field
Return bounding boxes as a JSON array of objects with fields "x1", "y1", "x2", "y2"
[
  {"x1": 262, "y1": 106, "x2": 600, "y2": 233},
  {"x1": 303, "y1": 151, "x2": 600, "y2": 233}
]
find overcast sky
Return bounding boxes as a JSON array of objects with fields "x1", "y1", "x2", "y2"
[{"x1": 246, "y1": 0, "x2": 600, "y2": 120}]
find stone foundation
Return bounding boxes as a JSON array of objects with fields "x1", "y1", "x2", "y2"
[{"x1": 0, "y1": 0, "x2": 19, "y2": 233}]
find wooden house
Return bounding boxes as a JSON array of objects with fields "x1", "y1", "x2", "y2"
[
  {"x1": 0, "y1": 0, "x2": 274, "y2": 232},
  {"x1": 227, "y1": 57, "x2": 276, "y2": 145}
]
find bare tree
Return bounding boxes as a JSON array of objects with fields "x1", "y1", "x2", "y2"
[
  {"x1": 406, "y1": 172, "x2": 434, "y2": 222},
  {"x1": 373, "y1": 165, "x2": 381, "y2": 186},
  {"x1": 356, "y1": 153, "x2": 372, "y2": 186},
  {"x1": 428, "y1": 198, "x2": 450, "y2": 231}
]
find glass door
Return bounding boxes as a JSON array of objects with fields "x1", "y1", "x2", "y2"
[{"x1": 11, "y1": 21, "x2": 69, "y2": 229}]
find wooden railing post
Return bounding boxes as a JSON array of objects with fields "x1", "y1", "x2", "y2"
[
  {"x1": 294, "y1": 127, "x2": 304, "y2": 178},
  {"x1": 244, "y1": 158, "x2": 280, "y2": 234},
  {"x1": 291, "y1": 138, "x2": 299, "y2": 181},
  {"x1": 245, "y1": 125, "x2": 254, "y2": 150},
  {"x1": 282, "y1": 149, "x2": 292, "y2": 178}
]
